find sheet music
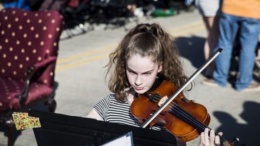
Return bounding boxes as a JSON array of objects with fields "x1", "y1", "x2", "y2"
[{"x1": 102, "y1": 131, "x2": 134, "y2": 146}]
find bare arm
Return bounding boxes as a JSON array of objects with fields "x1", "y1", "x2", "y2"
[{"x1": 86, "y1": 108, "x2": 104, "y2": 121}]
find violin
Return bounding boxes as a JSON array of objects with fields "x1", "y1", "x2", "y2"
[
  {"x1": 130, "y1": 80, "x2": 237, "y2": 146},
  {"x1": 130, "y1": 49, "x2": 240, "y2": 146}
]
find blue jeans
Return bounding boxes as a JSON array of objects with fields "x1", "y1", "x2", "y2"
[{"x1": 213, "y1": 13, "x2": 260, "y2": 91}]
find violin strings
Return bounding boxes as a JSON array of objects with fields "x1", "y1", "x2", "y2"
[
  {"x1": 167, "y1": 102, "x2": 231, "y2": 146},
  {"x1": 169, "y1": 103, "x2": 230, "y2": 146},
  {"x1": 171, "y1": 103, "x2": 231, "y2": 146},
  {"x1": 168, "y1": 102, "x2": 207, "y2": 130},
  {"x1": 169, "y1": 103, "x2": 231, "y2": 146}
]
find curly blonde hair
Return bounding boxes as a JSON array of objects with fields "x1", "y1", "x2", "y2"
[{"x1": 106, "y1": 23, "x2": 187, "y2": 102}]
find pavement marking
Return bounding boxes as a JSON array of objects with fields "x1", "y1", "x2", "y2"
[
  {"x1": 56, "y1": 21, "x2": 205, "y2": 73},
  {"x1": 172, "y1": 25, "x2": 205, "y2": 38},
  {"x1": 56, "y1": 53, "x2": 109, "y2": 72},
  {"x1": 57, "y1": 44, "x2": 117, "y2": 64},
  {"x1": 166, "y1": 21, "x2": 203, "y2": 34}
]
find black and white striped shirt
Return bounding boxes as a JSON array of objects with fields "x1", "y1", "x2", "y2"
[
  {"x1": 94, "y1": 94, "x2": 142, "y2": 127},
  {"x1": 94, "y1": 94, "x2": 163, "y2": 131}
]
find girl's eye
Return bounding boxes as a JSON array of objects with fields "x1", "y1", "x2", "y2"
[
  {"x1": 144, "y1": 72, "x2": 152, "y2": 75},
  {"x1": 128, "y1": 70, "x2": 136, "y2": 74}
]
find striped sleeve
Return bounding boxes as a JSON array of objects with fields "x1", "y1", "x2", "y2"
[{"x1": 93, "y1": 95, "x2": 112, "y2": 121}]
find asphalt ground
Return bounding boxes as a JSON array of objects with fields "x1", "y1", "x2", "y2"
[{"x1": 0, "y1": 9, "x2": 260, "y2": 146}]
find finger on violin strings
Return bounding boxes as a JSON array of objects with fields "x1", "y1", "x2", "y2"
[
  {"x1": 204, "y1": 128, "x2": 210, "y2": 140},
  {"x1": 214, "y1": 132, "x2": 223, "y2": 146},
  {"x1": 209, "y1": 129, "x2": 215, "y2": 144},
  {"x1": 200, "y1": 131, "x2": 205, "y2": 145},
  {"x1": 217, "y1": 132, "x2": 223, "y2": 136},
  {"x1": 202, "y1": 128, "x2": 210, "y2": 145},
  {"x1": 214, "y1": 134, "x2": 221, "y2": 146}
]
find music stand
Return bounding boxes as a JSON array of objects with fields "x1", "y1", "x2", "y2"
[{"x1": 29, "y1": 110, "x2": 177, "y2": 146}]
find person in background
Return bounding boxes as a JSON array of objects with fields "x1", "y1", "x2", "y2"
[
  {"x1": 256, "y1": 36, "x2": 260, "y2": 73},
  {"x1": 257, "y1": 35, "x2": 260, "y2": 61},
  {"x1": 0, "y1": 3, "x2": 4, "y2": 10},
  {"x1": 202, "y1": 0, "x2": 260, "y2": 92},
  {"x1": 196, "y1": 0, "x2": 222, "y2": 78}
]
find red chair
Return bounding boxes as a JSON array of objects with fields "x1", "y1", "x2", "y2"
[{"x1": 0, "y1": 8, "x2": 63, "y2": 145}]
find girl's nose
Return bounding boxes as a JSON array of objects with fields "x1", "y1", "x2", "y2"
[{"x1": 134, "y1": 75, "x2": 142, "y2": 86}]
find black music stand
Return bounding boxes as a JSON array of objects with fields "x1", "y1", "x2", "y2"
[{"x1": 29, "y1": 110, "x2": 177, "y2": 146}]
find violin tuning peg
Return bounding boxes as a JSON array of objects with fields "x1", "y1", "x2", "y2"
[{"x1": 232, "y1": 137, "x2": 240, "y2": 144}]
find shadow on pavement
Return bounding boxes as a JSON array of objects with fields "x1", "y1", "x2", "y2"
[
  {"x1": 175, "y1": 35, "x2": 205, "y2": 71},
  {"x1": 214, "y1": 101, "x2": 260, "y2": 146}
]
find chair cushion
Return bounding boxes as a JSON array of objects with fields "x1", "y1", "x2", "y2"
[{"x1": 0, "y1": 77, "x2": 52, "y2": 111}]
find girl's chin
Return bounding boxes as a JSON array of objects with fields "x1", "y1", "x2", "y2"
[{"x1": 134, "y1": 89, "x2": 148, "y2": 94}]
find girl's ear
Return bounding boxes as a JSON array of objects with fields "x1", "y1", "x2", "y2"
[{"x1": 158, "y1": 63, "x2": 163, "y2": 73}]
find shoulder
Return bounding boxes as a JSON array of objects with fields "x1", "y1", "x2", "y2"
[
  {"x1": 96, "y1": 94, "x2": 118, "y2": 106},
  {"x1": 103, "y1": 94, "x2": 117, "y2": 102},
  {"x1": 93, "y1": 94, "x2": 117, "y2": 119}
]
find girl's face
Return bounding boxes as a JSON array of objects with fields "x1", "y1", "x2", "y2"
[{"x1": 126, "y1": 54, "x2": 162, "y2": 94}]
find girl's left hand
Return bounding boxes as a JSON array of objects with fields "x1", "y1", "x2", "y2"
[{"x1": 198, "y1": 128, "x2": 223, "y2": 146}]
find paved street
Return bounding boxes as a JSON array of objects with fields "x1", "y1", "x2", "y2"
[{"x1": 1, "y1": 9, "x2": 260, "y2": 146}]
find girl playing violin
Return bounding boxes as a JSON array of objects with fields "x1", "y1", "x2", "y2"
[{"x1": 86, "y1": 23, "x2": 222, "y2": 146}]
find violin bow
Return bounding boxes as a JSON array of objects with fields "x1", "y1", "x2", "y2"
[{"x1": 141, "y1": 48, "x2": 223, "y2": 128}]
